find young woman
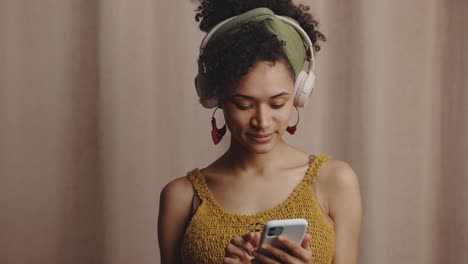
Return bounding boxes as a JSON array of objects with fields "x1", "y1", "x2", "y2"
[{"x1": 158, "y1": 1, "x2": 362, "y2": 263}]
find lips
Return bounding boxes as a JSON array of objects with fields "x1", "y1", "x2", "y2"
[
  {"x1": 246, "y1": 132, "x2": 274, "y2": 143},
  {"x1": 248, "y1": 133, "x2": 273, "y2": 138}
]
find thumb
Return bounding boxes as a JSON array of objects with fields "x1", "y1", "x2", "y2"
[{"x1": 301, "y1": 233, "x2": 311, "y2": 249}]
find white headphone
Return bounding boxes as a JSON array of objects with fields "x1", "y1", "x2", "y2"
[{"x1": 196, "y1": 14, "x2": 317, "y2": 108}]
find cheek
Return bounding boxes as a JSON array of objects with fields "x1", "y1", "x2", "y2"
[
  {"x1": 223, "y1": 109, "x2": 251, "y2": 129},
  {"x1": 277, "y1": 111, "x2": 293, "y2": 127},
  {"x1": 277, "y1": 105, "x2": 295, "y2": 123}
]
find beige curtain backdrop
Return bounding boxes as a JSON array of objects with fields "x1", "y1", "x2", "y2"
[{"x1": 1, "y1": 0, "x2": 467, "y2": 263}]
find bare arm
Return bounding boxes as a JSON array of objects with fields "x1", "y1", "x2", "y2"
[
  {"x1": 325, "y1": 161, "x2": 363, "y2": 264},
  {"x1": 158, "y1": 177, "x2": 194, "y2": 264}
]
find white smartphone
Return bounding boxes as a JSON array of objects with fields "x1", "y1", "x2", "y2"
[{"x1": 259, "y1": 218, "x2": 308, "y2": 254}]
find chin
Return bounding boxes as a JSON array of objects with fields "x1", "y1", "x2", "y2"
[{"x1": 242, "y1": 144, "x2": 273, "y2": 154}]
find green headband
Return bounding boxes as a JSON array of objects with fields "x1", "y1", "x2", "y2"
[{"x1": 206, "y1": 7, "x2": 308, "y2": 77}]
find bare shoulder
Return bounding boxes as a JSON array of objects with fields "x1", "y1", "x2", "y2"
[
  {"x1": 318, "y1": 158, "x2": 362, "y2": 264},
  {"x1": 160, "y1": 175, "x2": 194, "y2": 207},
  {"x1": 316, "y1": 158, "x2": 360, "y2": 193},
  {"x1": 158, "y1": 175, "x2": 194, "y2": 231},
  {"x1": 158, "y1": 175, "x2": 194, "y2": 263}
]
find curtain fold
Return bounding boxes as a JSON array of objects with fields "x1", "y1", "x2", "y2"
[{"x1": 1, "y1": 1, "x2": 466, "y2": 263}]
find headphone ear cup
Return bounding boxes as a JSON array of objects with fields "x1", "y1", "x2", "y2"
[
  {"x1": 293, "y1": 70, "x2": 308, "y2": 107},
  {"x1": 195, "y1": 73, "x2": 207, "y2": 98},
  {"x1": 195, "y1": 60, "x2": 219, "y2": 109},
  {"x1": 294, "y1": 70, "x2": 316, "y2": 107},
  {"x1": 195, "y1": 73, "x2": 218, "y2": 109}
]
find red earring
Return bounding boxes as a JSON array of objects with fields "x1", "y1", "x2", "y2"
[
  {"x1": 286, "y1": 106, "x2": 300, "y2": 135},
  {"x1": 211, "y1": 107, "x2": 226, "y2": 145}
]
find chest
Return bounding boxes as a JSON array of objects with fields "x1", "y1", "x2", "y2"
[
  {"x1": 206, "y1": 170, "x2": 307, "y2": 215},
  {"x1": 182, "y1": 170, "x2": 336, "y2": 264}
]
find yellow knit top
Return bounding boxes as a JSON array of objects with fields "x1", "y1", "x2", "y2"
[{"x1": 181, "y1": 154, "x2": 335, "y2": 264}]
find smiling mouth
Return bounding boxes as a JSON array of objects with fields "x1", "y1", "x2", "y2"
[
  {"x1": 246, "y1": 133, "x2": 275, "y2": 143},
  {"x1": 247, "y1": 133, "x2": 274, "y2": 138}
]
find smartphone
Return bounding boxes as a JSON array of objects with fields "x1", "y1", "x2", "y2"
[{"x1": 258, "y1": 218, "x2": 308, "y2": 255}]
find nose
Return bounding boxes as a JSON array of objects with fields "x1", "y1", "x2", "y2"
[{"x1": 250, "y1": 104, "x2": 272, "y2": 130}]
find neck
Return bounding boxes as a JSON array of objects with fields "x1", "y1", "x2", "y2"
[{"x1": 223, "y1": 137, "x2": 291, "y2": 175}]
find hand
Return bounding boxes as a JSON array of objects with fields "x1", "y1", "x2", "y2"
[
  {"x1": 224, "y1": 232, "x2": 261, "y2": 264},
  {"x1": 252, "y1": 233, "x2": 313, "y2": 264}
]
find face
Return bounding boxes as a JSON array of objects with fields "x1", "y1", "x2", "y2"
[{"x1": 221, "y1": 60, "x2": 295, "y2": 154}]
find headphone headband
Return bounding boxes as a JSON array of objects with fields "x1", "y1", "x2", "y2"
[
  {"x1": 196, "y1": 9, "x2": 317, "y2": 108},
  {"x1": 200, "y1": 15, "x2": 315, "y2": 75}
]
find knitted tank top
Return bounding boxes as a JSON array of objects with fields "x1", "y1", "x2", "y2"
[{"x1": 181, "y1": 154, "x2": 335, "y2": 264}]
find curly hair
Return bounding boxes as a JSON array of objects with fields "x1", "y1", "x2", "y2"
[{"x1": 192, "y1": 0, "x2": 326, "y2": 102}]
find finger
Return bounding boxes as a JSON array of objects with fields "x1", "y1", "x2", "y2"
[
  {"x1": 252, "y1": 250, "x2": 282, "y2": 264},
  {"x1": 258, "y1": 243, "x2": 296, "y2": 263},
  {"x1": 301, "y1": 233, "x2": 311, "y2": 249},
  {"x1": 225, "y1": 242, "x2": 245, "y2": 259},
  {"x1": 242, "y1": 231, "x2": 255, "y2": 241},
  {"x1": 230, "y1": 234, "x2": 254, "y2": 255},
  {"x1": 250, "y1": 232, "x2": 261, "y2": 249},
  {"x1": 223, "y1": 257, "x2": 240, "y2": 264},
  {"x1": 277, "y1": 235, "x2": 312, "y2": 261}
]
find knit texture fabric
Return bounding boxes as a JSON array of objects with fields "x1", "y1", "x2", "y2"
[{"x1": 181, "y1": 154, "x2": 335, "y2": 264}]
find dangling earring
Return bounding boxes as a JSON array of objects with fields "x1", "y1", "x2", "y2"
[
  {"x1": 286, "y1": 106, "x2": 300, "y2": 135},
  {"x1": 211, "y1": 107, "x2": 226, "y2": 145}
]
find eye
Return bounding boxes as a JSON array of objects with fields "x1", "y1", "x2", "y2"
[
  {"x1": 271, "y1": 104, "x2": 285, "y2": 109},
  {"x1": 236, "y1": 104, "x2": 254, "y2": 110}
]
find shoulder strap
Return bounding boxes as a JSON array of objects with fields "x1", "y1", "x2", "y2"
[
  {"x1": 304, "y1": 154, "x2": 330, "y2": 184},
  {"x1": 186, "y1": 168, "x2": 213, "y2": 203}
]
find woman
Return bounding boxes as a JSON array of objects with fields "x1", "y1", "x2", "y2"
[{"x1": 158, "y1": 1, "x2": 362, "y2": 263}]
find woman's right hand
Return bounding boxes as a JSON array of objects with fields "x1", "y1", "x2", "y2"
[{"x1": 224, "y1": 232, "x2": 261, "y2": 264}]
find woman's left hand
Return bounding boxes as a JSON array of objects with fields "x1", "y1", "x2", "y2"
[{"x1": 252, "y1": 233, "x2": 313, "y2": 264}]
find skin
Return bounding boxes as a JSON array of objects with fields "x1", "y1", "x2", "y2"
[{"x1": 158, "y1": 61, "x2": 362, "y2": 264}]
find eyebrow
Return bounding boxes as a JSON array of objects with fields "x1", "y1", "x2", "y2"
[{"x1": 230, "y1": 92, "x2": 290, "y2": 100}]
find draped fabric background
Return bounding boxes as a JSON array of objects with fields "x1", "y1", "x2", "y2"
[{"x1": 1, "y1": 0, "x2": 467, "y2": 263}]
